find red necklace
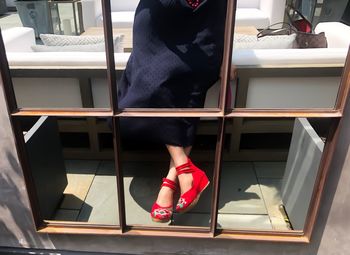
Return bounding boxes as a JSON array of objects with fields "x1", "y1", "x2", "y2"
[{"x1": 186, "y1": 0, "x2": 201, "y2": 9}]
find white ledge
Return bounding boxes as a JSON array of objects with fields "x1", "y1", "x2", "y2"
[
  {"x1": 6, "y1": 52, "x2": 131, "y2": 70},
  {"x1": 232, "y1": 48, "x2": 348, "y2": 67},
  {"x1": 6, "y1": 48, "x2": 348, "y2": 70}
]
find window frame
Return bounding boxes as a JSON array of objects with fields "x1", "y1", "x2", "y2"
[{"x1": 0, "y1": 0, "x2": 349, "y2": 242}]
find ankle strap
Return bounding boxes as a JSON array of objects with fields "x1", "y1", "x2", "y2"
[
  {"x1": 175, "y1": 158, "x2": 194, "y2": 175},
  {"x1": 161, "y1": 178, "x2": 177, "y2": 191}
]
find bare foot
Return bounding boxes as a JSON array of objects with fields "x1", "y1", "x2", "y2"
[
  {"x1": 178, "y1": 173, "x2": 193, "y2": 195},
  {"x1": 155, "y1": 184, "x2": 175, "y2": 207}
]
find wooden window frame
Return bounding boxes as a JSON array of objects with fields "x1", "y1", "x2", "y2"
[{"x1": 0, "y1": 0, "x2": 349, "y2": 243}]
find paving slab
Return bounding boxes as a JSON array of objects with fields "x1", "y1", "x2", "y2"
[
  {"x1": 254, "y1": 162, "x2": 286, "y2": 179},
  {"x1": 60, "y1": 173, "x2": 95, "y2": 209},
  {"x1": 54, "y1": 209, "x2": 80, "y2": 221},
  {"x1": 259, "y1": 178, "x2": 289, "y2": 230},
  {"x1": 219, "y1": 162, "x2": 267, "y2": 214},
  {"x1": 65, "y1": 160, "x2": 100, "y2": 174},
  {"x1": 217, "y1": 214, "x2": 272, "y2": 230},
  {"x1": 78, "y1": 175, "x2": 119, "y2": 225}
]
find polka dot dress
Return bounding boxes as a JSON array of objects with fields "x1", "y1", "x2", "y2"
[{"x1": 117, "y1": 0, "x2": 227, "y2": 147}]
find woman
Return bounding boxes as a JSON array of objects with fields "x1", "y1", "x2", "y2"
[{"x1": 118, "y1": 0, "x2": 227, "y2": 222}]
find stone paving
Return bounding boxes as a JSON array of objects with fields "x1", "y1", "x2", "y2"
[{"x1": 53, "y1": 160, "x2": 290, "y2": 231}]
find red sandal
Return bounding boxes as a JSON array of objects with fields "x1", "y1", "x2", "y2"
[
  {"x1": 150, "y1": 178, "x2": 177, "y2": 223},
  {"x1": 175, "y1": 158, "x2": 210, "y2": 213}
]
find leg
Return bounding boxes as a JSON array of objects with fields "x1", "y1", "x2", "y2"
[
  {"x1": 166, "y1": 145, "x2": 194, "y2": 195},
  {"x1": 166, "y1": 145, "x2": 210, "y2": 213},
  {"x1": 155, "y1": 146, "x2": 192, "y2": 206}
]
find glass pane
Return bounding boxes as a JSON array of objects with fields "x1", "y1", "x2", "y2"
[
  {"x1": 1, "y1": 0, "x2": 111, "y2": 110},
  {"x1": 231, "y1": 70, "x2": 343, "y2": 109},
  {"x1": 50, "y1": 1, "x2": 82, "y2": 36},
  {"x1": 112, "y1": 0, "x2": 228, "y2": 109},
  {"x1": 230, "y1": 0, "x2": 348, "y2": 110},
  {"x1": 218, "y1": 117, "x2": 332, "y2": 231},
  {"x1": 120, "y1": 117, "x2": 219, "y2": 228},
  {"x1": 19, "y1": 116, "x2": 119, "y2": 225}
]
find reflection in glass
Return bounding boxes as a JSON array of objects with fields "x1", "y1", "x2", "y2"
[
  {"x1": 12, "y1": 69, "x2": 110, "y2": 109},
  {"x1": 233, "y1": 75, "x2": 341, "y2": 109},
  {"x1": 1, "y1": 0, "x2": 112, "y2": 110},
  {"x1": 50, "y1": 1, "x2": 83, "y2": 36},
  {"x1": 12, "y1": 1, "x2": 83, "y2": 37},
  {"x1": 120, "y1": 117, "x2": 218, "y2": 228},
  {"x1": 20, "y1": 116, "x2": 119, "y2": 225},
  {"x1": 116, "y1": 0, "x2": 227, "y2": 109},
  {"x1": 218, "y1": 117, "x2": 331, "y2": 231},
  {"x1": 231, "y1": 1, "x2": 348, "y2": 110}
]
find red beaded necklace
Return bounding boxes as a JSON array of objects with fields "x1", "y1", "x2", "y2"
[{"x1": 186, "y1": 0, "x2": 201, "y2": 9}]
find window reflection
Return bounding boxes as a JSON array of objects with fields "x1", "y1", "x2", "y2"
[
  {"x1": 231, "y1": 70, "x2": 342, "y2": 109},
  {"x1": 218, "y1": 117, "x2": 331, "y2": 231},
  {"x1": 20, "y1": 116, "x2": 119, "y2": 225},
  {"x1": 116, "y1": 0, "x2": 227, "y2": 109},
  {"x1": 1, "y1": 0, "x2": 348, "y2": 111},
  {"x1": 1, "y1": 0, "x2": 111, "y2": 110},
  {"x1": 231, "y1": 0, "x2": 348, "y2": 110},
  {"x1": 0, "y1": 0, "x2": 347, "y2": 238},
  {"x1": 120, "y1": 117, "x2": 218, "y2": 228}
]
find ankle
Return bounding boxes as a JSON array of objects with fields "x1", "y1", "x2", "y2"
[
  {"x1": 165, "y1": 169, "x2": 177, "y2": 183},
  {"x1": 174, "y1": 155, "x2": 188, "y2": 168},
  {"x1": 178, "y1": 173, "x2": 193, "y2": 194},
  {"x1": 156, "y1": 187, "x2": 174, "y2": 205}
]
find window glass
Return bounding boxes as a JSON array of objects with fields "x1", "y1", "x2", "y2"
[
  {"x1": 1, "y1": 0, "x2": 348, "y2": 240},
  {"x1": 1, "y1": 0, "x2": 111, "y2": 110},
  {"x1": 19, "y1": 115, "x2": 119, "y2": 225},
  {"x1": 229, "y1": 0, "x2": 348, "y2": 110},
  {"x1": 230, "y1": 69, "x2": 343, "y2": 109},
  {"x1": 218, "y1": 117, "x2": 332, "y2": 231},
  {"x1": 114, "y1": 0, "x2": 228, "y2": 110},
  {"x1": 120, "y1": 117, "x2": 219, "y2": 228}
]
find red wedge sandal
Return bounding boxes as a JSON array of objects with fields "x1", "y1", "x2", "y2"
[
  {"x1": 150, "y1": 178, "x2": 177, "y2": 223},
  {"x1": 175, "y1": 158, "x2": 210, "y2": 213}
]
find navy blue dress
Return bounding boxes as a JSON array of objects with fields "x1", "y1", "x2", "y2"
[{"x1": 118, "y1": 0, "x2": 227, "y2": 147}]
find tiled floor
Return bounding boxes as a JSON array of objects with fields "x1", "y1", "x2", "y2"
[{"x1": 53, "y1": 160, "x2": 290, "y2": 230}]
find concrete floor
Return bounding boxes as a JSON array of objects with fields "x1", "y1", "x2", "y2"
[{"x1": 53, "y1": 160, "x2": 290, "y2": 231}]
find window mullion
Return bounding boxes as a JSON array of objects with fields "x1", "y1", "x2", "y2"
[
  {"x1": 335, "y1": 49, "x2": 350, "y2": 112},
  {"x1": 102, "y1": 0, "x2": 118, "y2": 115},
  {"x1": 102, "y1": 0, "x2": 126, "y2": 231},
  {"x1": 112, "y1": 117, "x2": 127, "y2": 232},
  {"x1": 210, "y1": 117, "x2": 226, "y2": 236},
  {"x1": 218, "y1": 0, "x2": 237, "y2": 111}
]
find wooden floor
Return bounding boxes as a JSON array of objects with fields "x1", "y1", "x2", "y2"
[{"x1": 53, "y1": 160, "x2": 290, "y2": 231}]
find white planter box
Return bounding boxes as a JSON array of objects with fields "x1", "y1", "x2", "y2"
[{"x1": 281, "y1": 118, "x2": 325, "y2": 230}]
